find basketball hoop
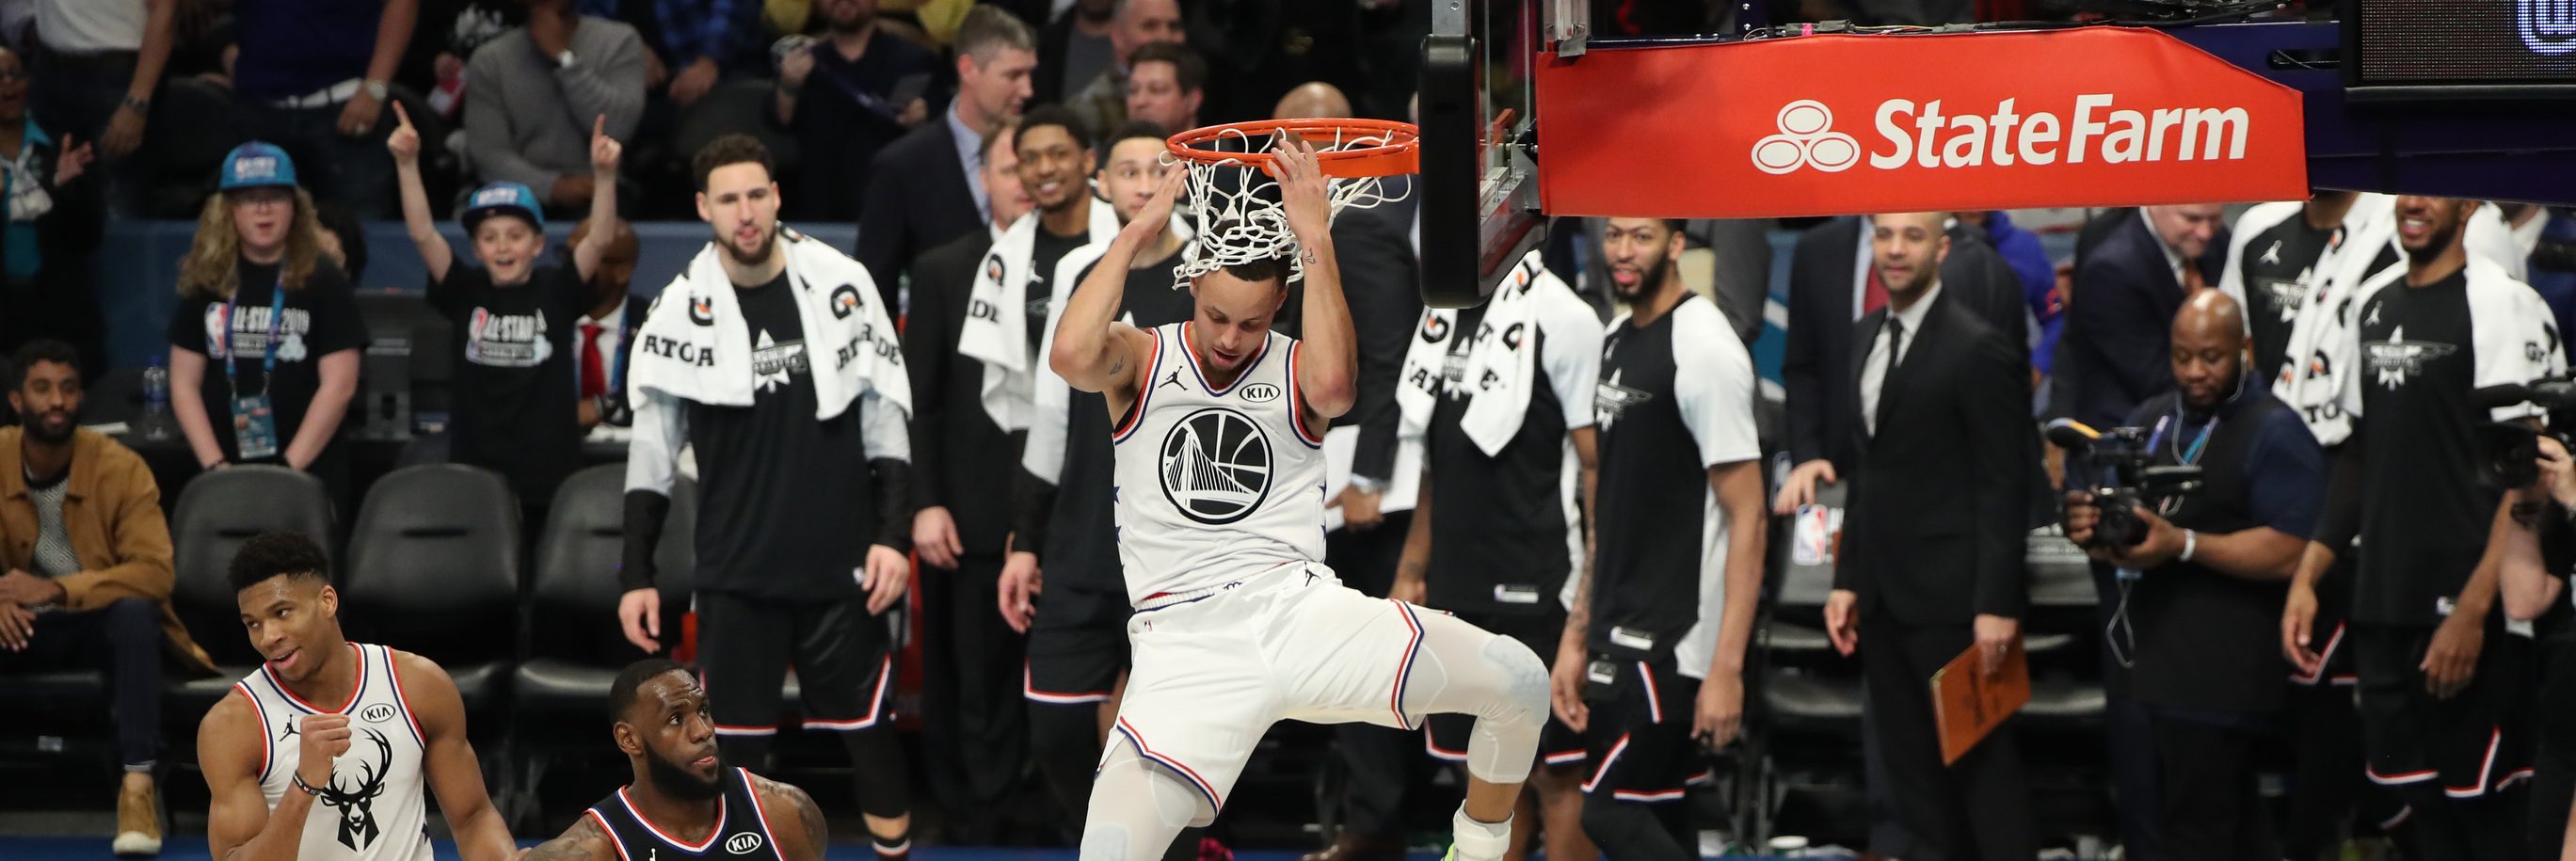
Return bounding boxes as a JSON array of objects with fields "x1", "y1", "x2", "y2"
[{"x1": 1163, "y1": 119, "x2": 1419, "y2": 288}]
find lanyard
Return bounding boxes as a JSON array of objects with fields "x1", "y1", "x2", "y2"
[{"x1": 221, "y1": 277, "x2": 288, "y2": 395}]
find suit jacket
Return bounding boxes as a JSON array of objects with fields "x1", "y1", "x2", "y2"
[
  {"x1": 2053, "y1": 210, "x2": 2230, "y2": 429},
  {"x1": 857, "y1": 118, "x2": 983, "y2": 311},
  {"x1": 1329, "y1": 181, "x2": 1424, "y2": 484},
  {"x1": 1781, "y1": 215, "x2": 2029, "y2": 470},
  {"x1": 902, "y1": 227, "x2": 1016, "y2": 554},
  {"x1": 1831, "y1": 295, "x2": 2035, "y2": 626}
]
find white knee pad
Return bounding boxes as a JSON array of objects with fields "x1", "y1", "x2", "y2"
[
  {"x1": 1080, "y1": 737, "x2": 1213, "y2": 861},
  {"x1": 1401, "y1": 614, "x2": 1550, "y2": 786},
  {"x1": 1479, "y1": 634, "x2": 1550, "y2": 728}
]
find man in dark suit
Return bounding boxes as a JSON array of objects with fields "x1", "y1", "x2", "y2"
[
  {"x1": 1773, "y1": 215, "x2": 2028, "y2": 514},
  {"x1": 856, "y1": 6, "x2": 1036, "y2": 309},
  {"x1": 1032, "y1": 0, "x2": 1116, "y2": 105},
  {"x1": 2052, "y1": 205, "x2": 2230, "y2": 429},
  {"x1": 1821, "y1": 212, "x2": 2038, "y2": 861},
  {"x1": 899, "y1": 120, "x2": 1036, "y2": 843}
]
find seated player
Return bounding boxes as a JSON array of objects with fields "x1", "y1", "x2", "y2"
[
  {"x1": 197, "y1": 531, "x2": 519, "y2": 861},
  {"x1": 520, "y1": 660, "x2": 829, "y2": 861},
  {"x1": 1048, "y1": 138, "x2": 1551, "y2": 861}
]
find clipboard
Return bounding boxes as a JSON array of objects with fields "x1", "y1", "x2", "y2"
[{"x1": 1929, "y1": 636, "x2": 2029, "y2": 765}]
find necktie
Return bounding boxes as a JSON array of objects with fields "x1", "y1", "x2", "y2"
[
  {"x1": 1863, "y1": 263, "x2": 1889, "y2": 315},
  {"x1": 2183, "y1": 259, "x2": 2208, "y2": 293},
  {"x1": 579, "y1": 322, "x2": 606, "y2": 399},
  {"x1": 1874, "y1": 318, "x2": 1905, "y2": 437}
]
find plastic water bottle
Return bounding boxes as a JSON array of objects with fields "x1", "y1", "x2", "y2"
[{"x1": 138, "y1": 358, "x2": 176, "y2": 443}]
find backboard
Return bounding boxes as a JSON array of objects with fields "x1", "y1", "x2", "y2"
[{"x1": 1416, "y1": 0, "x2": 1547, "y2": 308}]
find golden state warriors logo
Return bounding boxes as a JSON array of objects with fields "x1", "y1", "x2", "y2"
[{"x1": 1158, "y1": 407, "x2": 1272, "y2": 524}]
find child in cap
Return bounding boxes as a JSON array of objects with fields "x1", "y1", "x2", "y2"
[{"x1": 391, "y1": 101, "x2": 621, "y2": 512}]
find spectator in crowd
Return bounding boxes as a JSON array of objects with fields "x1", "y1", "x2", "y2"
[
  {"x1": 1393, "y1": 247, "x2": 1603, "y2": 861},
  {"x1": 1033, "y1": 0, "x2": 1113, "y2": 105},
  {"x1": 1064, "y1": 0, "x2": 1181, "y2": 137},
  {"x1": 0, "y1": 338, "x2": 214, "y2": 858},
  {"x1": 653, "y1": 0, "x2": 758, "y2": 108},
  {"x1": 1557, "y1": 216, "x2": 1764, "y2": 861},
  {"x1": 1821, "y1": 212, "x2": 2036, "y2": 861},
  {"x1": 2283, "y1": 196, "x2": 2562, "y2": 861},
  {"x1": 568, "y1": 215, "x2": 640, "y2": 429},
  {"x1": 0, "y1": 45, "x2": 104, "y2": 370},
  {"x1": 1957, "y1": 210, "x2": 2058, "y2": 377},
  {"x1": 24, "y1": 0, "x2": 170, "y2": 219},
  {"x1": 774, "y1": 0, "x2": 943, "y2": 221},
  {"x1": 1272, "y1": 81, "x2": 1350, "y2": 121},
  {"x1": 1121, "y1": 40, "x2": 1202, "y2": 133},
  {"x1": 462, "y1": 0, "x2": 644, "y2": 216},
  {"x1": 618, "y1": 135, "x2": 917, "y2": 861},
  {"x1": 1185, "y1": 0, "x2": 1363, "y2": 127},
  {"x1": 394, "y1": 104, "x2": 621, "y2": 526},
  {"x1": 2064, "y1": 290, "x2": 2325, "y2": 859},
  {"x1": 227, "y1": 0, "x2": 418, "y2": 219},
  {"x1": 901, "y1": 118, "x2": 1032, "y2": 845},
  {"x1": 167, "y1": 143, "x2": 368, "y2": 510},
  {"x1": 2053, "y1": 203, "x2": 2230, "y2": 430},
  {"x1": 857, "y1": 4, "x2": 1034, "y2": 308}
]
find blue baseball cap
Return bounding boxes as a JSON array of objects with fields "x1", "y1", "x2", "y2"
[
  {"x1": 461, "y1": 182, "x2": 546, "y2": 233},
  {"x1": 218, "y1": 142, "x2": 298, "y2": 192}
]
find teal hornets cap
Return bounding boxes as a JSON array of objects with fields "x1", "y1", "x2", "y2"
[
  {"x1": 461, "y1": 182, "x2": 546, "y2": 233},
  {"x1": 218, "y1": 142, "x2": 297, "y2": 191}
]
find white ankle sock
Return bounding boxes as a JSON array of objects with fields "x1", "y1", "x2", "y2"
[{"x1": 1450, "y1": 805, "x2": 1512, "y2": 861}]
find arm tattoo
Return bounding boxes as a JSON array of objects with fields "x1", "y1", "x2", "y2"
[
  {"x1": 785, "y1": 784, "x2": 829, "y2": 858},
  {"x1": 1108, "y1": 352, "x2": 1128, "y2": 377},
  {"x1": 524, "y1": 816, "x2": 610, "y2": 861}
]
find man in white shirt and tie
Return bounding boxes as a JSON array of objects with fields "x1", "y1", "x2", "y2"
[{"x1": 570, "y1": 216, "x2": 638, "y2": 428}]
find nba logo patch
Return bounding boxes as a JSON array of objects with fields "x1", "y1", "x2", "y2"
[
  {"x1": 232, "y1": 156, "x2": 279, "y2": 181},
  {"x1": 471, "y1": 187, "x2": 514, "y2": 208}
]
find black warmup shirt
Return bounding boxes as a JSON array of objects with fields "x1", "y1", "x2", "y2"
[
  {"x1": 689, "y1": 273, "x2": 878, "y2": 599},
  {"x1": 166, "y1": 259, "x2": 369, "y2": 465},
  {"x1": 1028, "y1": 229, "x2": 1090, "y2": 352},
  {"x1": 1043, "y1": 253, "x2": 1198, "y2": 592},
  {"x1": 2348, "y1": 267, "x2": 2561, "y2": 626},
  {"x1": 2233, "y1": 212, "x2": 2344, "y2": 380},
  {"x1": 1424, "y1": 291, "x2": 1600, "y2": 616},
  {"x1": 1586, "y1": 295, "x2": 1761, "y2": 673},
  {"x1": 426, "y1": 262, "x2": 585, "y2": 506}
]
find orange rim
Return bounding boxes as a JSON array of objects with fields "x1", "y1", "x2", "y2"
[{"x1": 1166, "y1": 118, "x2": 1420, "y2": 178}]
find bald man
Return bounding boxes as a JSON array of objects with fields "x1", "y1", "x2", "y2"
[
  {"x1": 1272, "y1": 82, "x2": 1352, "y2": 120},
  {"x1": 2063, "y1": 290, "x2": 2325, "y2": 859},
  {"x1": 1822, "y1": 212, "x2": 2037, "y2": 860}
]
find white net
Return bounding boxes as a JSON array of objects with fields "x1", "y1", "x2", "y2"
[{"x1": 1168, "y1": 124, "x2": 1413, "y2": 289}]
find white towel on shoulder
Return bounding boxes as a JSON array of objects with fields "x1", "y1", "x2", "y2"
[
  {"x1": 628, "y1": 227, "x2": 910, "y2": 419},
  {"x1": 1397, "y1": 249, "x2": 1552, "y2": 455},
  {"x1": 957, "y1": 197, "x2": 1123, "y2": 432}
]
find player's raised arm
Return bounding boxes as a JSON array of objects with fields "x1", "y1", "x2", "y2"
[
  {"x1": 399, "y1": 651, "x2": 520, "y2": 861},
  {"x1": 1274, "y1": 136, "x2": 1355, "y2": 419},
  {"x1": 1049, "y1": 169, "x2": 1180, "y2": 402}
]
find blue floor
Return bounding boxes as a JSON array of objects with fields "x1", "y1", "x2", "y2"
[{"x1": 0, "y1": 838, "x2": 1789, "y2": 861}]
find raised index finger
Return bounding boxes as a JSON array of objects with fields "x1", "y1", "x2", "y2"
[
  {"x1": 392, "y1": 101, "x2": 413, "y2": 129},
  {"x1": 594, "y1": 114, "x2": 607, "y2": 139}
]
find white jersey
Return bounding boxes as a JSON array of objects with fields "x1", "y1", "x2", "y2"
[
  {"x1": 1113, "y1": 323, "x2": 1329, "y2": 606},
  {"x1": 232, "y1": 642, "x2": 434, "y2": 861}
]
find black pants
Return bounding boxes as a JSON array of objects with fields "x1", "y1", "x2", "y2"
[
  {"x1": 0, "y1": 598, "x2": 164, "y2": 768},
  {"x1": 2148, "y1": 713, "x2": 2277, "y2": 861},
  {"x1": 1858, "y1": 609, "x2": 2033, "y2": 861},
  {"x1": 2353, "y1": 622, "x2": 2531, "y2": 861},
  {"x1": 696, "y1": 591, "x2": 910, "y2": 820},
  {"x1": 1324, "y1": 512, "x2": 1414, "y2": 838},
  {"x1": 917, "y1": 553, "x2": 1028, "y2": 837}
]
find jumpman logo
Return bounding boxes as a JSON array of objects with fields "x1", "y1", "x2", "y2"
[{"x1": 1159, "y1": 370, "x2": 1185, "y2": 391}]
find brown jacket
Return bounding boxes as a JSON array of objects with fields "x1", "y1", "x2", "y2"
[{"x1": 0, "y1": 427, "x2": 217, "y2": 674}]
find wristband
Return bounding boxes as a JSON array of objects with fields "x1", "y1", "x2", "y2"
[
  {"x1": 291, "y1": 773, "x2": 325, "y2": 796},
  {"x1": 2180, "y1": 529, "x2": 2198, "y2": 564},
  {"x1": 120, "y1": 94, "x2": 151, "y2": 112}
]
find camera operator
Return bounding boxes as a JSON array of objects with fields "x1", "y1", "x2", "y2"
[
  {"x1": 2064, "y1": 290, "x2": 2326, "y2": 860},
  {"x1": 2281, "y1": 195, "x2": 2567, "y2": 861},
  {"x1": 2500, "y1": 433, "x2": 2576, "y2": 860}
]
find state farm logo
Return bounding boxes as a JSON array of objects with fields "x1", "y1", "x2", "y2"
[
  {"x1": 1754, "y1": 94, "x2": 2253, "y2": 173},
  {"x1": 1752, "y1": 101, "x2": 1859, "y2": 175}
]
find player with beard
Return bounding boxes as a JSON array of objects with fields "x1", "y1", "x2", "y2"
[
  {"x1": 2283, "y1": 195, "x2": 2566, "y2": 861},
  {"x1": 519, "y1": 660, "x2": 829, "y2": 861},
  {"x1": 197, "y1": 532, "x2": 519, "y2": 861},
  {"x1": 617, "y1": 136, "x2": 917, "y2": 861},
  {"x1": 1007, "y1": 120, "x2": 1203, "y2": 843},
  {"x1": 1553, "y1": 218, "x2": 1764, "y2": 861}
]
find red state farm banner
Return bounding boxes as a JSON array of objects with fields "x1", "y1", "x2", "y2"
[{"x1": 1532, "y1": 27, "x2": 2308, "y2": 218}]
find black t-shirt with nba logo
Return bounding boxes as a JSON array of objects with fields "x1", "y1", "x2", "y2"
[
  {"x1": 2233, "y1": 211, "x2": 2343, "y2": 380},
  {"x1": 2346, "y1": 266, "x2": 2562, "y2": 626},
  {"x1": 427, "y1": 262, "x2": 587, "y2": 506},
  {"x1": 1424, "y1": 295, "x2": 1601, "y2": 616},
  {"x1": 1044, "y1": 252, "x2": 1200, "y2": 592},
  {"x1": 688, "y1": 273, "x2": 877, "y2": 599},
  {"x1": 166, "y1": 259, "x2": 369, "y2": 466}
]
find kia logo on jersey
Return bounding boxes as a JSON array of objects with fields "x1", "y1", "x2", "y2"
[
  {"x1": 727, "y1": 833, "x2": 765, "y2": 854},
  {"x1": 360, "y1": 703, "x2": 397, "y2": 724},
  {"x1": 1240, "y1": 382, "x2": 1282, "y2": 403}
]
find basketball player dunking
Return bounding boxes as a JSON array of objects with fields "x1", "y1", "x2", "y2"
[
  {"x1": 1048, "y1": 140, "x2": 1551, "y2": 861},
  {"x1": 198, "y1": 532, "x2": 520, "y2": 861},
  {"x1": 520, "y1": 660, "x2": 829, "y2": 861}
]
